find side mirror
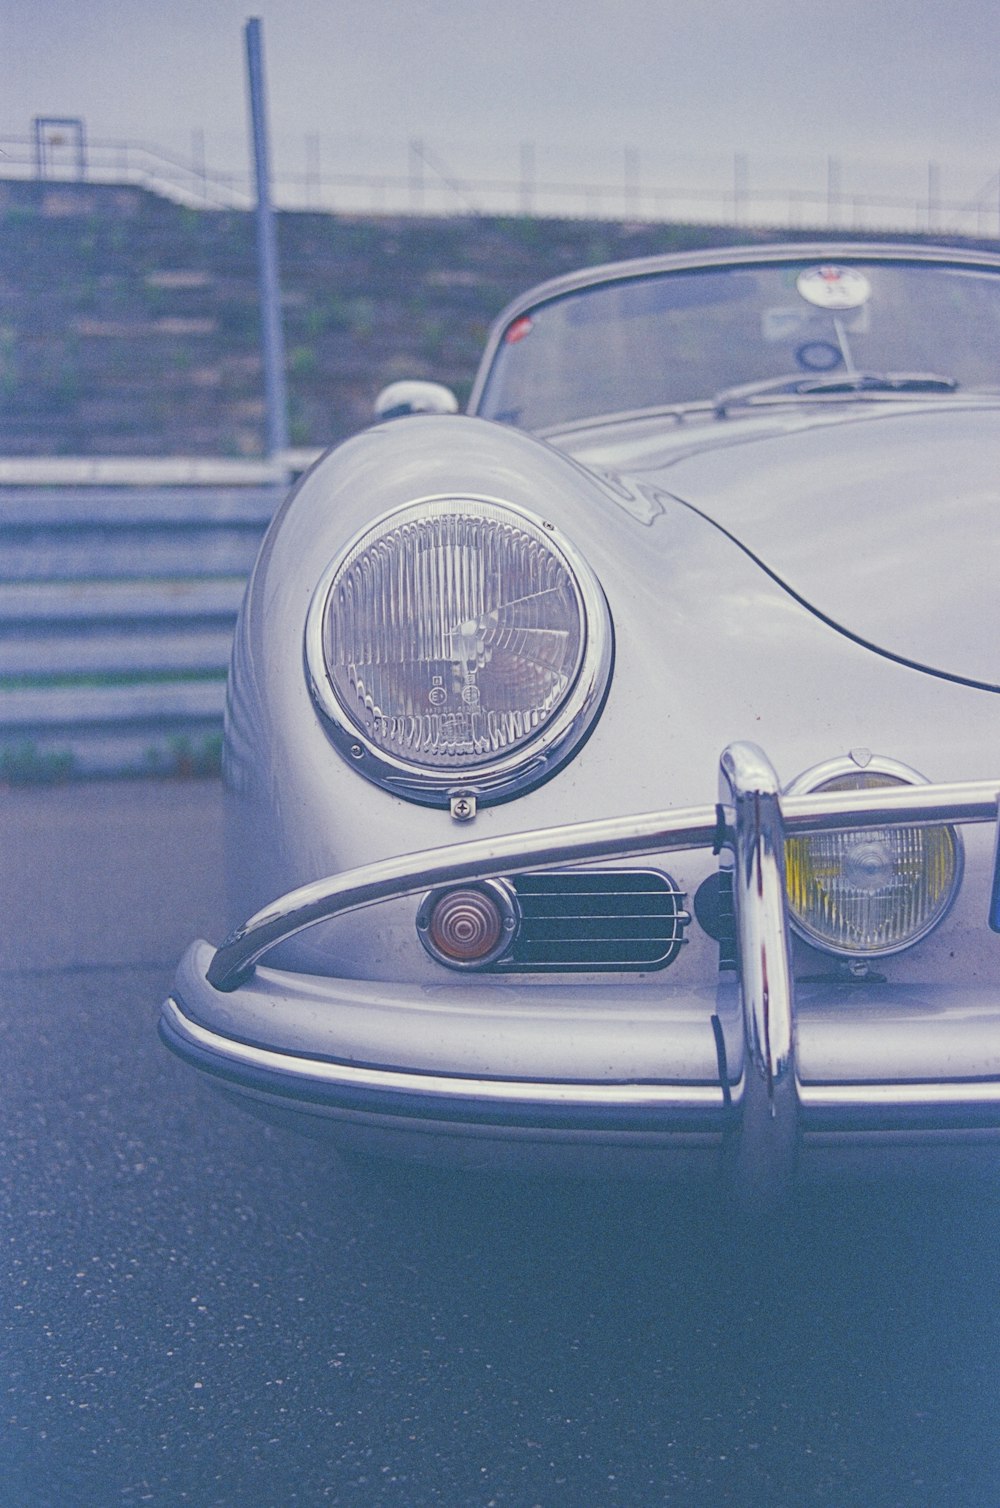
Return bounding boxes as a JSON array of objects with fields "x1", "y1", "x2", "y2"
[{"x1": 374, "y1": 380, "x2": 459, "y2": 420}]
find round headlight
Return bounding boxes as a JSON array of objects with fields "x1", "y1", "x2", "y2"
[
  {"x1": 784, "y1": 759, "x2": 962, "y2": 957},
  {"x1": 306, "y1": 496, "x2": 612, "y2": 804}
]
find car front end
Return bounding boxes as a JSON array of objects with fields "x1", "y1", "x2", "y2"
[{"x1": 161, "y1": 244, "x2": 1000, "y2": 1196}]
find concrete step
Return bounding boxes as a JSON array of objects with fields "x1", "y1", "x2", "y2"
[
  {"x1": 0, "y1": 479, "x2": 277, "y2": 778},
  {"x1": 0, "y1": 577, "x2": 246, "y2": 624},
  {"x1": 0, "y1": 626, "x2": 235, "y2": 678},
  {"x1": 0, "y1": 484, "x2": 284, "y2": 525},
  {"x1": 0, "y1": 527, "x2": 264, "y2": 582},
  {"x1": 0, "y1": 678, "x2": 227, "y2": 780},
  {"x1": 0, "y1": 679, "x2": 226, "y2": 727}
]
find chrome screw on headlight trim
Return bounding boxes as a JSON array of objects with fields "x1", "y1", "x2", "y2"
[{"x1": 783, "y1": 755, "x2": 963, "y2": 957}]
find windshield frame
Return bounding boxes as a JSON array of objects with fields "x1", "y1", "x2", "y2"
[{"x1": 468, "y1": 242, "x2": 1000, "y2": 432}]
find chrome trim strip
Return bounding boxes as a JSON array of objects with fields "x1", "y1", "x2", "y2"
[
  {"x1": 781, "y1": 781, "x2": 998, "y2": 830},
  {"x1": 207, "y1": 768, "x2": 1000, "y2": 992},
  {"x1": 161, "y1": 995, "x2": 728, "y2": 1116},
  {"x1": 207, "y1": 805, "x2": 722, "y2": 990},
  {"x1": 801, "y1": 1081, "x2": 1000, "y2": 1108}
]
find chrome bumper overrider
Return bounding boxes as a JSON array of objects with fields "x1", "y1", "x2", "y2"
[{"x1": 162, "y1": 742, "x2": 1000, "y2": 1193}]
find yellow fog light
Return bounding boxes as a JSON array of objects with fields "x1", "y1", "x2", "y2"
[{"x1": 784, "y1": 762, "x2": 962, "y2": 957}]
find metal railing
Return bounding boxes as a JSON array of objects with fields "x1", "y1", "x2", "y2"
[
  {"x1": 3, "y1": 129, "x2": 1000, "y2": 237},
  {"x1": 0, "y1": 132, "x2": 253, "y2": 210}
]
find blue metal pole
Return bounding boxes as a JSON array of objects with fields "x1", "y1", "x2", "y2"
[{"x1": 244, "y1": 18, "x2": 290, "y2": 465}]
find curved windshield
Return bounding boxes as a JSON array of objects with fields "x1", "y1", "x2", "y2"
[{"x1": 475, "y1": 260, "x2": 1000, "y2": 431}]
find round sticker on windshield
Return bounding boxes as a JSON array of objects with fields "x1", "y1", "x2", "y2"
[{"x1": 796, "y1": 265, "x2": 872, "y2": 310}]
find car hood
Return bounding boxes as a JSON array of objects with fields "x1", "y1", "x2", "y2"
[{"x1": 557, "y1": 401, "x2": 1000, "y2": 691}]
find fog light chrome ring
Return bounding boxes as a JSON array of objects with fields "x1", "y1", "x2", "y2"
[{"x1": 416, "y1": 879, "x2": 521, "y2": 969}]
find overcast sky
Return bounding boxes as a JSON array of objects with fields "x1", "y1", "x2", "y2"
[{"x1": 5, "y1": 1, "x2": 1000, "y2": 215}]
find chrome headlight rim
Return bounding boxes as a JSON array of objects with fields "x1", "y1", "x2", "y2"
[
  {"x1": 304, "y1": 494, "x2": 614, "y2": 807},
  {"x1": 783, "y1": 754, "x2": 964, "y2": 958}
]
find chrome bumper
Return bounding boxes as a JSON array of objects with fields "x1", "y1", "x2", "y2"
[
  {"x1": 161, "y1": 960, "x2": 730, "y2": 1132},
  {"x1": 162, "y1": 742, "x2": 1000, "y2": 1193}
]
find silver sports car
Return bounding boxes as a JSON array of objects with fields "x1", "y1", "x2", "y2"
[{"x1": 161, "y1": 242, "x2": 1000, "y2": 1199}]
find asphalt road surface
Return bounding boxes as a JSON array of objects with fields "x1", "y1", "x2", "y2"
[{"x1": 3, "y1": 778, "x2": 1000, "y2": 1507}]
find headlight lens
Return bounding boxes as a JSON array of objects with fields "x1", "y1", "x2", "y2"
[
  {"x1": 784, "y1": 764, "x2": 962, "y2": 957},
  {"x1": 306, "y1": 496, "x2": 612, "y2": 803}
]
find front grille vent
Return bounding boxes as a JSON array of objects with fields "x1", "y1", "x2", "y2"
[{"x1": 497, "y1": 869, "x2": 689, "y2": 972}]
